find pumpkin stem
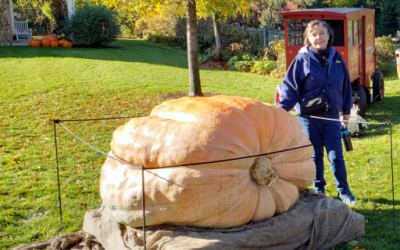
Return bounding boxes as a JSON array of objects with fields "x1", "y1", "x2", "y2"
[{"x1": 250, "y1": 156, "x2": 278, "y2": 187}]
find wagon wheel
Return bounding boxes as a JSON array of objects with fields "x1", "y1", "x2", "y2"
[
  {"x1": 352, "y1": 83, "x2": 367, "y2": 117},
  {"x1": 373, "y1": 71, "x2": 384, "y2": 101},
  {"x1": 274, "y1": 85, "x2": 282, "y2": 106}
]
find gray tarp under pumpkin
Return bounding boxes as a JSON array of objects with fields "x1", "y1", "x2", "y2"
[
  {"x1": 12, "y1": 189, "x2": 364, "y2": 250},
  {"x1": 83, "y1": 189, "x2": 364, "y2": 250}
]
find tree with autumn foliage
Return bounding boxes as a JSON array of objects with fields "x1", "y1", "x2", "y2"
[
  {"x1": 97, "y1": 0, "x2": 254, "y2": 97},
  {"x1": 252, "y1": 0, "x2": 304, "y2": 30}
]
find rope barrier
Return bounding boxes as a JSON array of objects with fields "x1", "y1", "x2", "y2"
[
  {"x1": 55, "y1": 115, "x2": 146, "y2": 122},
  {"x1": 57, "y1": 121, "x2": 142, "y2": 170},
  {"x1": 55, "y1": 119, "x2": 388, "y2": 170},
  {"x1": 307, "y1": 115, "x2": 387, "y2": 125},
  {"x1": 51, "y1": 115, "x2": 396, "y2": 242}
]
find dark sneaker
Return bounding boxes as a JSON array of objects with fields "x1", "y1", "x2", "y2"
[{"x1": 339, "y1": 191, "x2": 358, "y2": 207}]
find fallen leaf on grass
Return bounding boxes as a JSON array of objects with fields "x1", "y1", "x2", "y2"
[{"x1": 349, "y1": 241, "x2": 358, "y2": 246}]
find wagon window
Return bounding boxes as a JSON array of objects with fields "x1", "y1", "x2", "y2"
[
  {"x1": 354, "y1": 20, "x2": 358, "y2": 45},
  {"x1": 348, "y1": 20, "x2": 353, "y2": 47},
  {"x1": 359, "y1": 20, "x2": 362, "y2": 44},
  {"x1": 287, "y1": 19, "x2": 309, "y2": 45},
  {"x1": 325, "y1": 20, "x2": 344, "y2": 46}
]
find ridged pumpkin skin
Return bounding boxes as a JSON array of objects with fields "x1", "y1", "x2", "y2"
[
  {"x1": 42, "y1": 34, "x2": 58, "y2": 42},
  {"x1": 51, "y1": 41, "x2": 59, "y2": 47},
  {"x1": 59, "y1": 39, "x2": 66, "y2": 46},
  {"x1": 31, "y1": 39, "x2": 41, "y2": 47},
  {"x1": 42, "y1": 39, "x2": 51, "y2": 47},
  {"x1": 63, "y1": 41, "x2": 73, "y2": 48},
  {"x1": 100, "y1": 95, "x2": 315, "y2": 228}
]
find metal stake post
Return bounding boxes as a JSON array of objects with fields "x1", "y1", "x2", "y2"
[
  {"x1": 142, "y1": 166, "x2": 147, "y2": 250},
  {"x1": 389, "y1": 121, "x2": 396, "y2": 233},
  {"x1": 52, "y1": 120, "x2": 63, "y2": 223}
]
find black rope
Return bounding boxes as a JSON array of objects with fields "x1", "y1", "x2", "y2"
[
  {"x1": 57, "y1": 121, "x2": 142, "y2": 170},
  {"x1": 142, "y1": 166, "x2": 147, "y2": 250},
  {"x1": 56, "y1": 115, "x2": 146, "y2": 122},
  {"x1": 389, "y1": 122, "x2": 396, "y2": 233},
  {"x1": 53, "y1": 120, "x2": 63, "y2": 223},
  {"x1": 55, "y1": 119, "x2": 388, "y2": 170},
  {"x1": 52, "y1": 117, "x2": 395, "y2": 234},
  {"x1": 351, "y1": 123, "x2": 388, "y2": 135},
  {"x1": 145, "y1": 123, "x2": 388, "y2": 169}
]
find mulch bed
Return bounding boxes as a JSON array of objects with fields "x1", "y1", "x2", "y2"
[{"x1": 199, "y1": 59, "x2": 229, "y2": 70}]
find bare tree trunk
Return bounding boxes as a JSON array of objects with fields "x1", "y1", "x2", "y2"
[
  {"x1": 186, "y1": 0, "x2": 203, "y2": 97},
  {"x1": 0, "y1": 0, "x2": 13, "y2": 46},
  {"x1": 212, "y1": 13, "x2": 221, "y2": 57},
  {"x1": 50, "y1": 0, "x2": 68, "y2": 28}
]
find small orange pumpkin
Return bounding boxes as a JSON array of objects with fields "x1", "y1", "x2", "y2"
[
  {"x1": 51, "y1": 41, "x2": 59, "y2": 47},
  {"x1": 42, "y1": 34, "x2": 58, "y2": 42},
  {"x1": 42, "y1": 39, "x2": 51, "y2": 47},
  {"x1": 58, "y1": 39, "x2": 66, "y2": 47},
  {"x1": 28, "y1": 40, "x2": 33, "y2": 47},
  {"x1": 31, "y1": 39, "x2": 41, "y2": 47},
  {"x1": 63, "y1": 41, "x2": 73, "y2": 48}
]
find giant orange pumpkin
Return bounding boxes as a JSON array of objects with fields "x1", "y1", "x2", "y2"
[
  {"x1": 42, "y1": 39, "x2": 51, "y2": 47},
  {"x1": 42, "y1": 34, "x2": 58, "y2": 42},
  {"x1": 100, "y1": 95, "x2": 316, "y2": 228}
]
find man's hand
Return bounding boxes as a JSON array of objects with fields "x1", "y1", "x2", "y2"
[{"x1": 342, "y1": 114, "x2": 350, "y2": 124}]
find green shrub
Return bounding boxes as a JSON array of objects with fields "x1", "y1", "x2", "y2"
[
  {"x1": 137, "y1": 15, "x2": 187, "y2": 48},
  {"x1": 65, "y1": 5, "x2": 120, "y2": 46},
  {"x1": 375, "y1": 35, "x2": 396, "y2": 74},
  {"x1": 251, "y1": 60, "x2": 275, "y2": 74},
  {"x1": 229, "y1": 60, "x2": 255, "y2": 71},
  {"x1": 143, "y1": 31, "x2": 175, "y2": 46},
  {"x1": 227, "y1": 52, "x2": 257, "y2": 71},
  {"x1": 268, "y1": 39, "x2": 286, "y2": 79}
]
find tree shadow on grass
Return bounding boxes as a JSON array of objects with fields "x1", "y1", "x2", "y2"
[{"x1": 0, "y1": 39, "x2": 227, "y2": 72}]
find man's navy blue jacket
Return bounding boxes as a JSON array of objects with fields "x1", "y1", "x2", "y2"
[{"x1": 278, "y1": 46, "x2": 352, "y2": 118}]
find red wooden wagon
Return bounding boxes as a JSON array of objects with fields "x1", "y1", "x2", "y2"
[{"x1": 274, "y1": 8, "x2": 384, "y2": 117}]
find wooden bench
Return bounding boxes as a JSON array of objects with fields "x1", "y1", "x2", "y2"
[{"x1": 14, "y1": 21, "x2": 32, "y2": 42}]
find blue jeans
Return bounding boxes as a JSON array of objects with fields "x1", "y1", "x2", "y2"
[{"x1": 297, "y1": 115, "x2": 350, "y2": 195}]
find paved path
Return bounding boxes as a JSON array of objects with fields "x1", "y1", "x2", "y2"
[{"x1": 12, "y1": 39, "x2": 29, "y2": 46}]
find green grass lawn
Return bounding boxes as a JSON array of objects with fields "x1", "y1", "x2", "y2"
[{"x1": 0, "y1": 39, "x2": 399, "y2": 249}]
